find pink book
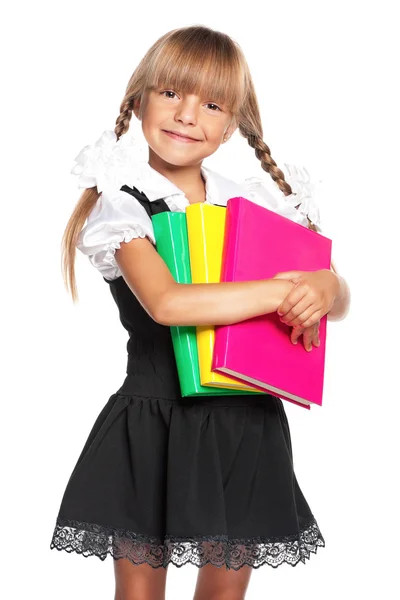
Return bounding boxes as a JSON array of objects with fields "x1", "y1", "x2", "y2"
[{"x1": 212, "y1": 196, "x2": 332, "y2": 409}]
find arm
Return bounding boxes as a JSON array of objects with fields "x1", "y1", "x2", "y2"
[
  {"x1": 326, "y1": 260, "x2": 351, "y2": 322},
  {"x1": 115, "y1": 237, "x2": 295, "y2": 327}
]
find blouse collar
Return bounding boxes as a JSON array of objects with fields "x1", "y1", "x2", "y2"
[{"x1": 140, "y1": 162, "x2": 246, "y2": 207}]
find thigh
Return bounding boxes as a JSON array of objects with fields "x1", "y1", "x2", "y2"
[
  {"x1": 193, "y1": 563, "x2": 253, "y2": 600},
  {"x1": 113, "y1": 558, "x2": 169, "y2": 600}
]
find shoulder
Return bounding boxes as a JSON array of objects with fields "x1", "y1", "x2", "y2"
[
  {"x1": 84, "y1": 185, "x2": 154, "y2": 231},
  {"x1": 76, "y1": 186, "x2": 156, "y2": 281}
]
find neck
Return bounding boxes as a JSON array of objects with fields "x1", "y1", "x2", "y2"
[{"x1": 148, "y1": 148, "x2": 206, "y2": 204}]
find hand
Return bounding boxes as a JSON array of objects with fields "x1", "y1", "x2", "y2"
[
  {"x1": 272, "y1": 269, "x2": 340, "y2": 328},
  {"x1": 290, "y1": 322, "x2": 320, "y2": 352}
]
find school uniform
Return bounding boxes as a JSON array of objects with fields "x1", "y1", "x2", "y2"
[{"x1": 49, "y1": 130, "x2": 325, "y2": 570}]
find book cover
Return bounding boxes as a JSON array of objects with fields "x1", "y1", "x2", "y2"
[{"x1": 212, "y1": 196, "x2": 332, "y2": 409}]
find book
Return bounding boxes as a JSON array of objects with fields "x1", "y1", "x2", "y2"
[
  {"x1": 151, "y1": 211, "x2": 264, "y2": 397},
  {"x1": 212, "y1": 196, "x2": 333, "y2": 409},
  {"x1": 186, "y1": 203, "x2": 260, "y2": 392}
]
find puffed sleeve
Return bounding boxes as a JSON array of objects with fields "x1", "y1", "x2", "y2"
[{"x1": 76, "y1": 188, "x2": 156, "y2": 281}]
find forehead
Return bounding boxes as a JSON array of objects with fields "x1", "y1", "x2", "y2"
[{"x1": 146, "y1": 48, "x2": 245, "y2": 113}]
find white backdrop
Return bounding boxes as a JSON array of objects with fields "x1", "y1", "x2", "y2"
[{"x1": 2, "y1": 1, "x2": 399, "y2": 598}]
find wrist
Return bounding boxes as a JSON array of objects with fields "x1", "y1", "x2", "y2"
[{"x1": 268, "y1": 279, "x2": 295, "y2": 311}]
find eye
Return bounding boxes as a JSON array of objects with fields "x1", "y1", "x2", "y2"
[
  {"x1": 205, "y1": 102, "x2": 222, "y2": 111},
  {"x1": 161, "y1": 90, "x2": 177, "y2": 99}
]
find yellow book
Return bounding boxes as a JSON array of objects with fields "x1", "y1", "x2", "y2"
[{"x1": 186, "y1": 203, "x2": 256, "y2": 391}]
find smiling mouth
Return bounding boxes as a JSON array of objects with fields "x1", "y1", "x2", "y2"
[{"x1": 162, "y1": 130, "x2": 201, "y2": 142}]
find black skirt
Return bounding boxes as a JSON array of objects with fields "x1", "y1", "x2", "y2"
[{"x1": 49, "y1": 374, "x2": 325, "y2": 571}]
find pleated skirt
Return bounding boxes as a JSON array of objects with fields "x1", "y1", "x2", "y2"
[{"x1": 50, "y1": 374, "x2": 325, "y2": 570}]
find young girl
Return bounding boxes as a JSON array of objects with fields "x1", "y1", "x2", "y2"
[{"x1": 50, "y1": 25, "x2": 350, "y2": 600}]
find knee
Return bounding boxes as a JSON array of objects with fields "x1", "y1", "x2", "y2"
[{"x1": 113, "y1": 559, "x2": 167, "y2": 600}]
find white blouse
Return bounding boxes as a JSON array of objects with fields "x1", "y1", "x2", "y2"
[{"x1": 74, "y1": 130, "x2": 324, "y2": 281}]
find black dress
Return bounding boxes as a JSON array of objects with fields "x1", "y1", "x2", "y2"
[{"x1": 49, "y1": 186, "x2": 325, "y2": 570}]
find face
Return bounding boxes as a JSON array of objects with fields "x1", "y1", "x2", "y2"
[{"x1": 134, "y1": 87, "x2": 237, "y2": 168}]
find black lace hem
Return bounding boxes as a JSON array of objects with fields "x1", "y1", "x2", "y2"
[{"x1": 50, "y1": 516, "x2": 325, "y2": 570}]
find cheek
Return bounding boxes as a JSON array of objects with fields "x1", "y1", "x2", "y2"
[
  {"x1": 205, "y1": 121, "x2": 226, "y2": 144},
  {"x1": 141, "y1": 115, "x2": 163, "y2": 143},
  {"x1": 142, "y1": 99, "x2": 165, "y2": 125}
]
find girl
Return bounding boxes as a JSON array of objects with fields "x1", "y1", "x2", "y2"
[{"x1": 50, "y1": 25, "x2": 350, "y2": 600}]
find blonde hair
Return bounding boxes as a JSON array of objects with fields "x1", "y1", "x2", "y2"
[{"x1": 62, "y1": 25, "x2": 317, "y2": 302}]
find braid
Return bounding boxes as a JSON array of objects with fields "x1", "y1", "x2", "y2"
[
  {"x1": 62, "y1": 92, "x2": 139, "y2": 302},
  {"x1": 238, "y1": 78, "x2": 318, "y2": 232},
  {"x1": 114, "y1": 94, "x2": 136, "y2": 139},
  {"x1": 244, "y1": 131, "x2": 292, "y2": 196},
  {"x1": 242, "y1": 129, "x2": 318, "y2": 232}
]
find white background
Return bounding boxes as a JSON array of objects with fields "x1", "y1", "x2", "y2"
[{"x1": 2, "y1": 0, "x2": 399, "y2": 598}]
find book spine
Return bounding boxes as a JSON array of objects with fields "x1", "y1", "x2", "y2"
[
  {"x1": 213, "y1": 198, "x2": 240, "y2": 369},
  {"x1": 186, "y1": 204, "x2": 207, "y2": 283},
  {"x1": 220, "y1": 198, "x2": 243, "y2": 283}
]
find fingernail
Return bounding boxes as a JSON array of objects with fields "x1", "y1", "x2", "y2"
[
  {"x1": 293, "y1": 340, "x2": 297, "y2": 345},
  {"x1": 277, "y1": 311, "x2": 283, "y2": 316}
]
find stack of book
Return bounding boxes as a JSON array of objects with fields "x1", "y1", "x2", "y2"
[{"x1": 152, "y1": 196, "x2": 332, "y2": 409}]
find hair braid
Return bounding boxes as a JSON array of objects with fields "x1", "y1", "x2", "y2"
[
  {"x1": 114, "y1": 94, "x2": 135, "y2": 139},
  {"x1": 243, "y1": 130, "x2": 318, "y2": 232},
  {"x1": 61, "y1": 93, "x2": 139, "y2": 302},
  {"x1": 238, "y1": 80, "x2": 318, "y2": 232}
]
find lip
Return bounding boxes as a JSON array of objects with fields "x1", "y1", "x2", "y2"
[{"x1": 162, "y1": 129, "x2": 201, "y2": 143}]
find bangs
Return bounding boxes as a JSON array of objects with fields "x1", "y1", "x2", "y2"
[{"x1": 145, "y1": 30, "x2": 246, "y2": 114}]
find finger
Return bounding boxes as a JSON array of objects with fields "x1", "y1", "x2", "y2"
[
  {"x1": 286, "y1": 295, "x2": 324, "y2": 326},
  {"x1": 312, "y1": 325, "x2": 320, "y2": 347},
  {"x1": 290, "y1": 325, "x2": 304, "y2": 345},
  {"x1": 277, "y1": 284, "x2": 307, "y2": 317},
  {"x1": 278, "y1": 281, "x2": 319, "y2": 318},
  {"x1": 301, "y1": 310, "x2": 323, "y2": 329},
  {"x1": 285, "y1": 303, "x2": 321, "y2": 327},
  {"x1": 281, "y1": 296, "x2": 315, "y2": 325},
  {"x1": 302, "y1": 327, "x2": 315, "y2": 352},
  {"x1": 291, "y1": 321, "x2": 320, "y2": 349},
  {"x1": 304, "y1": 323, "x2": 320, "y2": 351}
]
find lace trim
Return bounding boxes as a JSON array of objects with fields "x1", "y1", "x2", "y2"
[{"x1": 50, "y1": 516, "x2": 325, "y2": 570}]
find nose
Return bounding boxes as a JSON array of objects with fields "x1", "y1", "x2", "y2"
[{"x1": 174, "y1": 95, "x2": 199, "y2": 126}]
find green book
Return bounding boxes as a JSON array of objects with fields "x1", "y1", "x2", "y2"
[{"x1": 152, "y1": 212, "x2": 265, "y2": 397}]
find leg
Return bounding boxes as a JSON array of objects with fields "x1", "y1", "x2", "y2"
[
  {"x1": 193, "y1": 563, "x2": 253, "y2": 600},
  {"x1": 113, "y1": 558, "x2": 169, "y2": 600}
]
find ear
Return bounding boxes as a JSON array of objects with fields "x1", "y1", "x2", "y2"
[
  {"x1": 133, "y1": 97, "x2": 141, "y2": 120},
  {"x1": 222, "y1": 117, "x2": 238, "y2": 143}
]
